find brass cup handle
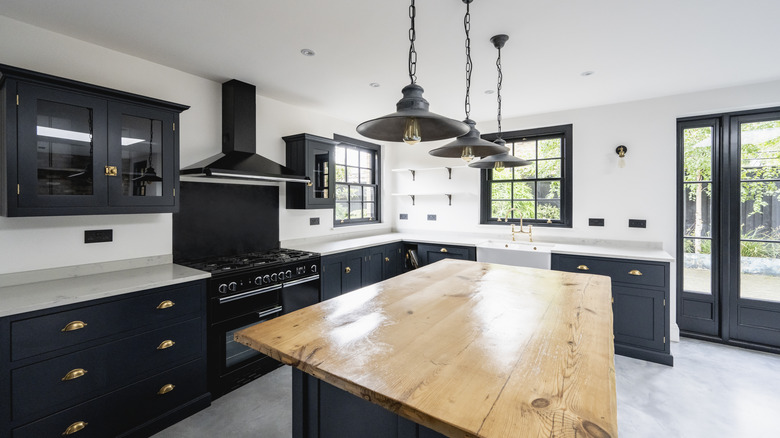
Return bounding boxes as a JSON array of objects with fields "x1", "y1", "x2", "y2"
[
  {"x1": 156, "y1": 300, "x2": 175, "y2": 310},
  {"x1": 440, "y1": 248, "x2": 448, "y2": 253},
  {"x1": 61, "y1": 321, "x2": 87, "y2": 332},
  {"x1": 576, "y1": 265, "x2": 590, "y2": 271},
  {"x1": 157, "y1": 340, "x2": 176, "y2": 350},
  {"x1": 157, "y1": 383, "x2": 175, "y2": 395},
  {"x1": 62, "y1": 368, "x2": 88, "y2": 381},
  {"x1": 385, "y1": 257, "x2": 390, "y2": 262},
  {"x1": 345, "y1": 267, "x2": 351, "y2": 274},
  {"x1": 62, "y1": 421, "x2": 87, "y2": 435},
  {"x1": 628, "y1": 269, "x2": 643, "y2": 276}
]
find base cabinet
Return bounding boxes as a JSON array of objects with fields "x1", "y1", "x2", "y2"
[
  {"x1": 321, "y1": 242, "x2": 405, "y2": 300},
  {"x1": 416, "y1": 243, "x2": 476, "y2": 265},
  {"x1": 551, "y1": 254, "x2": 673, "y2": 365},
  {"x1": 0, "y1": 280, "x2": 210, "y2": 437}
]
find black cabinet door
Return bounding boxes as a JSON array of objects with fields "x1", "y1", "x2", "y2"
[
  {"x1": 363, "y1": 246, "x2": 384, "y2": 286},
  {"x1": 15, "y1": 82, "x2": 109, "y2": 211},
  {"x1": 106, "y1": 102, "x2": 177, "y2": 209},
  {"x1": 613, "y1": 284, "x2": 666, "y2": 351},
  {"x1": 284, "y1": 134, "x2": 337, "y2": 209},
  {"x1": 382, "y1": 243, "x2": 403, "y2": 280},
  {"x1": 417, "y1": 243, "x2": 476, "y2": 265},
  {"x1": 342, "y1": 251, "x2": 364, "y2": 294},
  {"x1": 322, "y1": 250, "x2": 364, "y2": 300}
]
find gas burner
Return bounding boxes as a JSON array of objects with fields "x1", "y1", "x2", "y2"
[{"x1": 180, "y1": 248, "x2": 318, "y2": 274}]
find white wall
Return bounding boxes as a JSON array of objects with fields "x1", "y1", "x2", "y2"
[{"x1": 0, "y1": 16, "x2": 389, "y2": 275}]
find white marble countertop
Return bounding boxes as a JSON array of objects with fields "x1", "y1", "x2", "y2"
[
  {"x1": 284, "y1": 231, "x2": 674, "y2": 262},
  {"x1": 0, "y1": 263, "x2": 210, "y2": 318}
]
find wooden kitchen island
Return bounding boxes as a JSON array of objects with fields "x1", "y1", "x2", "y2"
[{"x1": 236, "y1": 259, "x2": 617, "y2": 438}]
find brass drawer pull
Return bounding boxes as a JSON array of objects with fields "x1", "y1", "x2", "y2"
[
  {"x1": 104, "y1": 165, "x2": 117, "y2": 176},
  {"x1": 157, "y1": 340, "x2": 176, "y2": 350},
  {"x1": 576, "y1": 265, "x2": 590, "y2": 271},
  {"x1": 628, "y1": 269, "x2": 643, "y2": 276},
  {"x1": 62, "y1": 368, "x2": 88, "y2": 381},
  {"x1": 62, "y1": 421, "x2": 87, "y2": 435},
  {"x1": 385, "y1": 257, "x2": 390, "y2": 262},
  {"x1": 61, "y1": 321, "x2": 87, "y2": 332},
  {"x1": 345, "y1": 267, "x2": 351, "y2": 274},
  {"x1": 440, "y1": 248, "x2": 448, "y2": 253},
  {"x1": 157, "y1": 383, "x2": 175, "y2": 395},
  {"x1": 156, "y1": 300, "x2": 175, "y2": 310}
]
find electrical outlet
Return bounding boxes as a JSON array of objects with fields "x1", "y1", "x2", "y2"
[
  {"x1": 589, "y1": 218, "x2": 605, "y2": 226},
  {"x1": 628, "y1": 219, "x2": 647, "y2": 228},
  {"x1": 427, "y1": 214, "x2": 437, "y2": 221},
  {"x1": 85, "y1": 229, "x2": 113, "y2": 243},
  {"x1": 399, "y1": 213, "x2": 408, "y2": 220},
  {"x1": 309, "y1": 217, "x2": 320, "y2": 226}
]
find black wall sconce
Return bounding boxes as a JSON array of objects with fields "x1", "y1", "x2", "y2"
[{"x1": 616, "y1": 145, "x2": 627, "y2": 168}]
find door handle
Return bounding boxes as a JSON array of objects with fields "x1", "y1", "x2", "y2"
[
  {"x1": 577, "y1": 265, "x2": 589, "y2": 271},
  {"x1": 440, "y1": 248, "x2": 448, "y2": 253},
  {"x1": 628, "y1": 269, "x2": 643, "y2": 276},
  {"x1": 345, "y1": 267, "x2": 351, "y2": 274}
]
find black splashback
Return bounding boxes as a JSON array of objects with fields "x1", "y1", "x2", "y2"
[{"x1": 173, "y1": 181, "x2": 279, "y2": 263}]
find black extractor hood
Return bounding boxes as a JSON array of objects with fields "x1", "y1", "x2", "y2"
[{"x1": 180, "y1": 79, "x2": 310, "y2": 184}]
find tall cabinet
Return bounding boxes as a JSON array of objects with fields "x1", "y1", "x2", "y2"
[{"x1": 1, "y1": 64, "x2": 188, "y2": 216}]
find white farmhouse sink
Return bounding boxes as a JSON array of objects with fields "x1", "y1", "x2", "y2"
[{"x1": 476, "y1": 240, "x2": 553, "y2": 269}]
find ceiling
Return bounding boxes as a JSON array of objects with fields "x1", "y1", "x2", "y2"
[{"x1": 2, "y1": 0, "x2": 780, "y2": 125}]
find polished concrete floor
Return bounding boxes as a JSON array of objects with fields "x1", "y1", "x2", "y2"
[{"x1": 153, "y1": 338, "x2": 780, "y2": 437}]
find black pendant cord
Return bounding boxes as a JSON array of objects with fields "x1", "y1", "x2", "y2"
[
  {"x1": 408, "y1": 0, "x2": 417, "y2": 85},
  {"x1": 464, "y1": 0, "x2": 472, "y2": 120},
  {"x1": 496, "y1": 43, "x2": 503, "y2": 139}
]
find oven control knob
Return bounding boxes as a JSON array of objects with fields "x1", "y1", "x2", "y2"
[
  {"x1": 271, "y1": 273, "x2": 277, "y2": 282},
  {"x1": 263, "y1": 275, "x2": 271, "y2": 284},
  {"x1": 218, "y1": 283, "x2": 228, "y2": 294},
  {"x1": 228, "y1": 282, "x2": 237, "y2": 292},
  {"x1": 278, "y1": 271, "x2": 285, "y2": 280},
  {"x1": 311, "y1": 264, "x2": 317, "y2": 273},
  {"x1": 254, "y1": 276, "x2": 263, "y2": 285},
  {"x1": 297, "y1": 266, "x2": 304, "y2": 275},
  {"x1": 285, "y1": 270, "x2": 292, "y2": 279}
]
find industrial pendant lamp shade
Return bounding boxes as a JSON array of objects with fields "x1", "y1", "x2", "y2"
[
  {"x1": 469, "y1": 34, "x2": 530, "y2": 171},
  {"x1": 429, "y1": 119, "x2": 508, "y2": 161},
  {"x1": 429, "y1": 0, "x2": 507, "y2": 162},
  {"x1": 356, "y1": 0, "x2": 468, "y2": 145}
]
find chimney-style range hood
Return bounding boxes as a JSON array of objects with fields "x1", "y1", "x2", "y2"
[{"x1": 180, "y1": 80, "x2": 310, "y2": 184}]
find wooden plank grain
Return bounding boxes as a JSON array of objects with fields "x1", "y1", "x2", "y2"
[{"x1": 235, "y1": 259, "x2": 617, "y2": 438}]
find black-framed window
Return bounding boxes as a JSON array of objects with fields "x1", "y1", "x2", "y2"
[
  {"x1": 333, "y1": 135, "x2": 381, "y2": 226},
  {"x1": 480, "y1": 124, "x2": 572, "y2": 227}
]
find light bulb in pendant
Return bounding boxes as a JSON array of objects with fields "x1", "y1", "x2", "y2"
[
  {"x1": 461, "y1": 146, "x2": 475, "y2": 162},
  {"x1": 494, "y1": 162, "x2": 505, "y2": 172},
  {"x1": 403, "y1": 118, "x2": 421, "y2": 145}
]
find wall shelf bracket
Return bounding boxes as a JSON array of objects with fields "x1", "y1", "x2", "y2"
[
  {"x1": 409, "y1": 194, "x2": 416, "y2": 206},
  {"x1": 445, "y1": 167, "x2": 452, "y2": 179},
  {"x1": 445, "y1": 194, "x2": 452, "y2": 205},
  {"x1": 409, "y1": 170, "x2": 416, "y2": 181}
]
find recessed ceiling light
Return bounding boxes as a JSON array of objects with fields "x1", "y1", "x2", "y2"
[
  {"x1": 484, "y1": 90, "x2": 495, "y2": 94},
  {"x1": 369, "y1": 82, "x2": 380, "y2": 88},
  {"x1": 300, "y1": 49, "x2": 316, "y2": 57},
  {"x1": 581, "y1": 71, "x2": 595, "y2": 76}
]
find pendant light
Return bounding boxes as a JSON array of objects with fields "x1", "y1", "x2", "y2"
[
  {"x1": 429, "y1": 0, "x2": 508, "y2": 162},
  {"x1": 357, "y1": 0, "x2": 469, "y2": 144},
  {"x1": 469, "y1": 34, "x2": 530, "y2": 172},
  {"x1": 133, "y1": 119, "x2": 163, "y2": 184}
]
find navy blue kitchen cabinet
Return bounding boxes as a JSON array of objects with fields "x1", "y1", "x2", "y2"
[
  {"x1": 284, "y1": 133, "x2": 339, "y2": 210},
  {"x1": 0, "y1": 280, "x2": 210, "y2": 437},
  {"x1": 0, "y1": 64, "x2": 187, "y2": 217},
  {"x1": 415, "y1": 243, "x2": 476, "y2": 265},
  {"x1": 551, "y1": 254, "x2": 673, "y2": 366},
  {"x1": 321, "y1": 242, "x2": 406, "y2": 300}
]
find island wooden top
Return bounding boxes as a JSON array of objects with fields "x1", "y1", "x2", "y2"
[{"x1": 236, "y1": 259, "x2": 617, "y2": 438}]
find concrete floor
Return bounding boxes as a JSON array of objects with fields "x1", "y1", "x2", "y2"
[{"x1": 153, "y1": 338, "x2": 780, "y2": 437}]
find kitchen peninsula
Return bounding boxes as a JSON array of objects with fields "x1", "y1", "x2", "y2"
[{"x1": 236, "y1": 259, "x2": 617, "y2": 438}]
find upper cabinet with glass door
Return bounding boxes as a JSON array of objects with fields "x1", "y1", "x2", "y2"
[
  {"x1": 0, "y1": 64, "x2": 188, "y2": 216},
  {"x1": 284, "y1": 133, "x2": 339, "y2": 209}
]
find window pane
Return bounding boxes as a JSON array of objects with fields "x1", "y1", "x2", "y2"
[
  {"x1": 336, "y1": 184, "x2": 348, "y2": 201},
  {"x1": 492, "y1": 168, "x2": 512, "y2": 180},
  {"x1": 347, "y1": 148, "x2": 359, "y2": 166},
  {"x1": 363, "y1": 186, "x2": 375, "y2": 202},
  {"x1": 364, "y1": 202, "x2": 375, "y2": 220},
  {"x1": 537, "y1": 159, "x2": 561, "y2": 178},
  {"x1": 491, "y1": 201, "x2": 511, "y2": 219},
  {"x1": 360, "y1": 150, "x2": 373, "y2": 168},
  {"x1": 335, "y1": 202, "x2": 349, "y2": 220},
  {"x1": 513, "y1": 140, "x2": 535, "y2": 160},
  {"x1": 360, "y1": 169, "x2": 373, "y2": 184},
  {"x1": 350, "y1": 202, "x2": 363, "y2": 219},
  {"x1": 512, "y1": 201, "x2": 535, "y2": 220},
  {"x1": 537, "y1": 200, "x2": 561, "y2": 220},
  {"x1": 741, "y1": 182, "x2": 780, "y2": 237},
  {"x1": 334, "y1": 146, "x2": 346, "y2": 165},
  {"x1": 740, "y1": 121, "x2": 780, "y2": 173},
  {"x1": 335, "y1": 165, "x2": 346, "y2": 183},
  {"x1": 536, "y1": 181, "x2": 560, "y2": 200},
  {"x1": 683, "y1": 127, "x2": 713, "y2": 182},
  {"x1": 347, "y1": 166, "x2": 359, "y2": 183},
  {"x1": 491, "y1": 182, "x2": 511, "y2": 200},
  {"x1": 513, "y1": 162, "x2": 536, "y2": 180},
  {"x1": 683, "y1": 182, "x2": 712, "y2": 237},
  {"x1": 740, "y1": 242, "x2": 780, "y2": 303},
  {"x1": 683, "y1": 238, "x2": 712, "y2": 295},
  {"x1": 538, "y1": 138, "x2": 561, "y2": 159},
  {"x1": 512, "y1": 182, "x2": 534, "y2": 200},
  {"x1": 349, "y1": 185, "x2": 362, "y2": 201}
]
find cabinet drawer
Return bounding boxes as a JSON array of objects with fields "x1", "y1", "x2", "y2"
[
  {"x1": 12, "y1": 317, "x2": 202, "y2": 421},
  {"x1": 553, "y1": 255, "x2": 665, "y2": 288},
  {"x1": 12, "y1": 358, "x2": 206, "y2": 438},
  {"x1": 417, "y1": 243, "x2": 476, "y2": 265},
  {"x1": 11, "y1": 284, "x2": 202, "y2": 361}
]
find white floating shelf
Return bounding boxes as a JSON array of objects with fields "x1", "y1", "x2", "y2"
[
  {"x1": 390, "y1": 166, "x2": 470, "y2": 180},
  {"x1": 391, "y1": 193, "x2": 459, "y2": 206}
]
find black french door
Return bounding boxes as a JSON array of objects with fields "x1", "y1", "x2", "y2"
[{"x1": 678, "y1": 107, "x2": 780, "y2": 349}]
